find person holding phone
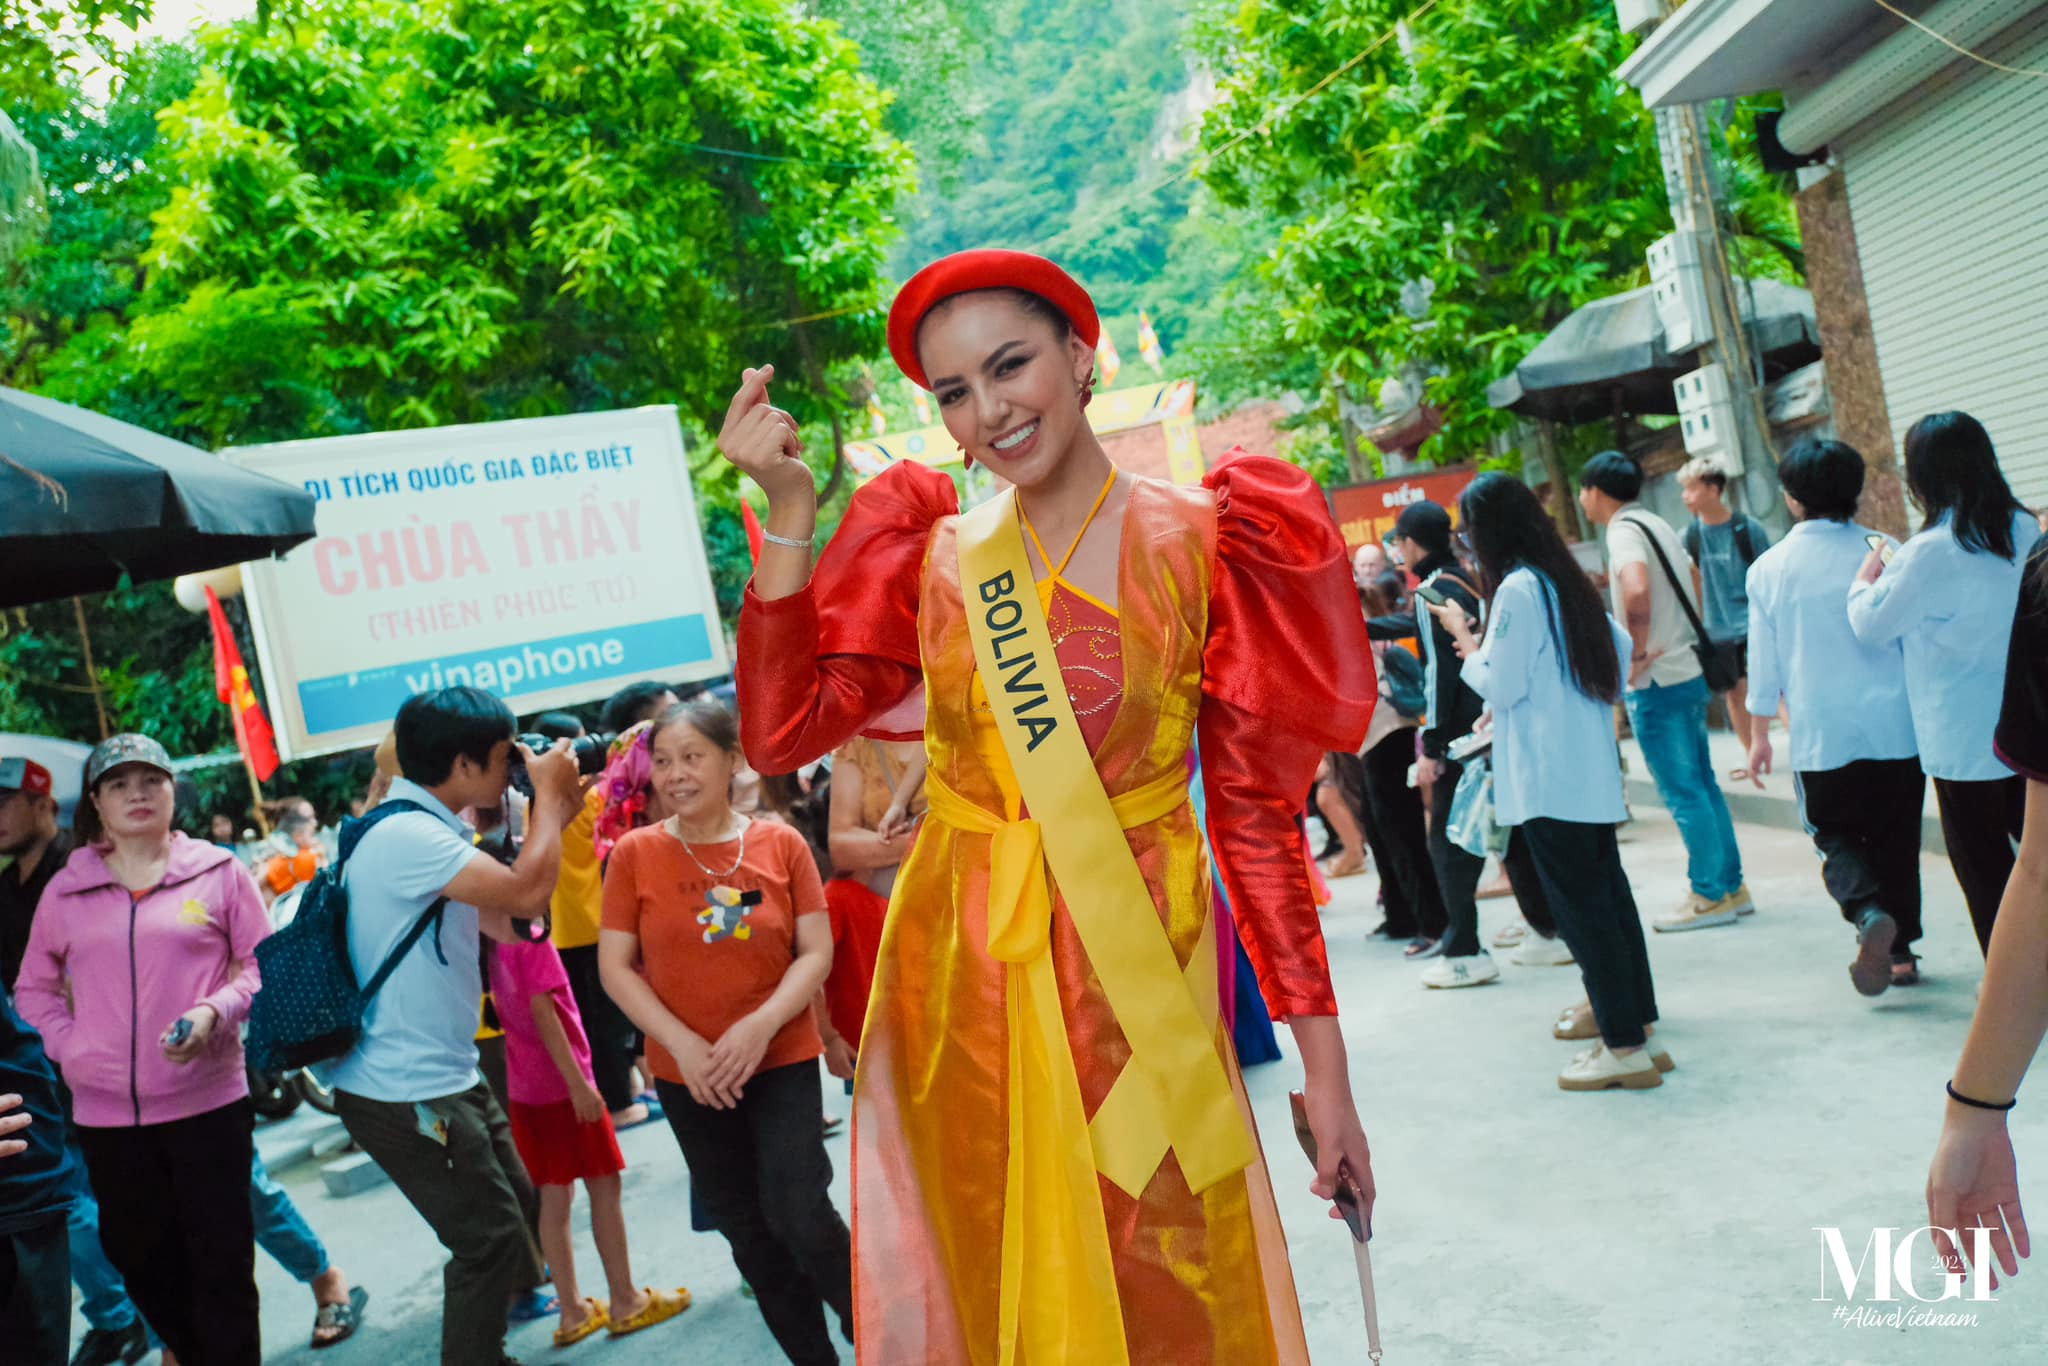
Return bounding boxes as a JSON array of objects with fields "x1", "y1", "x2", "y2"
[
  {"x1": 1429, "y1": 474, "x2": 1670, "y2": 1090},
  {"x1": 14, "y1": 734, "x2": 272, "y2": 1366},
  {"x1": 1393, "y1": 501, "x2": 1500, "y2": 986},
  {"x1": 1849, "y1": 411, "x2": 2042, "y2": 955},
  {"x1": 1924, "y1": 529, "x2": 2048, "y2": 1289},
  {"x1": 1744, "y1": 440, "x2": 1924, "y2": 994},
  {"x1": 599, "y1": 701, "x2": 849, "y2": 1366}
]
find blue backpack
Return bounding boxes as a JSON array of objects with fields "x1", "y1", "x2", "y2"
[{"x1": 247, "y1": 800, "x2": 449, "y2": 1072}]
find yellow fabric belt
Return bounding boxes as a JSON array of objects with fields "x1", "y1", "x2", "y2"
[{"x1": 926, "y1": 764, "x2": 1188, "y2": 955}]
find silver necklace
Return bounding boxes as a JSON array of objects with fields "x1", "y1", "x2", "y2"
[{"x1": 668, "y1": 812, "x2": 748, "y2": 880}]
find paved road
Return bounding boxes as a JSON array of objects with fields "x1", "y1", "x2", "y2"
[{"x1": 78, "y1": 801, "x2": 2046, "y2": 1363}]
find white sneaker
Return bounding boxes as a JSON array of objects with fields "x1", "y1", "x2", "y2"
[
  {"x1": 1491, "y1": 920, "x2": 1529, "y2": 948},
  {"x1": 1558, "y1": 1044, "x2": 1663, "y2": 1092},
  {"x1": 1510, "y1": 934, "x2": 1575, "y2": 966},
  {"x1": 1421, "y1": 952, "x2": 1500, "y2": 989},
  {"x1": 1652, "y1": 891, "x2": 1741, "y2": 933},
  {"x1": 1573, "y1": 1035, "x2": 1674, "y2": 1072}
]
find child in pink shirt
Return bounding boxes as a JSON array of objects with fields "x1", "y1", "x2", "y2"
[{"x1": 488, "y1": 930, "x2": 689, "y2": 1344}]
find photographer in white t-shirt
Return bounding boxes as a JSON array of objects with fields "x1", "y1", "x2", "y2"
[{"x1": 1578, "y1": 451, "x2": 1753, "y2": 933}]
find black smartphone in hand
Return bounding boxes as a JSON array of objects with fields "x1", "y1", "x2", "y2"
[{"x1": 1290, "y1": 1090, "x2": 1369, "y2": 1242}]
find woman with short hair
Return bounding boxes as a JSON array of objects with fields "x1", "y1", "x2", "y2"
[
  {"x1": 1746, "y1": 438, "x2": 1923, "y2": 994},
  {"x1": 1849, "y1": 411, "x2": 2041, "y2": 954}
]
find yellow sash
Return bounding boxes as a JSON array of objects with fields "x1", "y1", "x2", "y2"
[{"x1": 948, "y1": 488, "x2": 1256, "y2": 1366}]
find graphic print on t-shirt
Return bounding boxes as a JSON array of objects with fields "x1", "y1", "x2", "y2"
[{"x1": 698, "y1": 884, "x2": 762, "y2": 943}]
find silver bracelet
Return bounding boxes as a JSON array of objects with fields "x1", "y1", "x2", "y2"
[{"x1": 760, "y1": 529, "x2": 814, "y2": 550}]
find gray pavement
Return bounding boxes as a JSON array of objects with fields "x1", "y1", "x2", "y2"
[{"x1": 78, "y1": 797, "x2": 2046, "y2": 1364}]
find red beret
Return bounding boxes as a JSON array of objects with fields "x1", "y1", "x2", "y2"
[{"x1": 887, "y1": 250, "x2": 1100, "y2": 390}]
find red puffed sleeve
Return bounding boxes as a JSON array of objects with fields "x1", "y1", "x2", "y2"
[
  {"x1": 737, "y1": 462, "x2": 959, "y2": 773},
  {"x1": 1196, "y1": 453, "x2": 1375, "y2": 1019}
]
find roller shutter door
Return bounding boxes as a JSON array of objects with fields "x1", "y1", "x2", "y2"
[{"x1": 1837, "y1": 7, "x2": 2048, "y2": 506}]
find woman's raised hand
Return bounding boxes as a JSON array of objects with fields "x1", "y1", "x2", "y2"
[{"x1": 716, "y1": 365, "x2": 812, "y2": 505}]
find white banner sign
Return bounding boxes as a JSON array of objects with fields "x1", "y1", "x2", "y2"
[{"x1": 229, "y1": 407, "x2": 727, "y2": 759}]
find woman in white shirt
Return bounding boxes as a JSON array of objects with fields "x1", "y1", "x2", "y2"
[
  {"x1": 1746, "y1": 439, "x2": 1922, "y2": 995},
  {"x1": 1849, "y1": 411, "x2": 2040, "y2": 956},
  {"x1": 1432, "y1": 473, "x2": 1668, "y2": 1092}
]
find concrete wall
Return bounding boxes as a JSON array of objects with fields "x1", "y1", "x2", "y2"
[{"x1": 1794, "y1": 168, "x2": 1909, "y2": 537}]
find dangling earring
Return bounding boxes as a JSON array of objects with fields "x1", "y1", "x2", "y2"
[
  {"x1": 1079, "y1": 374, "x2": 1096, "y2": 410},
  {"x1": 959, "y1": 444, "x2": 974, "y2": 470}
]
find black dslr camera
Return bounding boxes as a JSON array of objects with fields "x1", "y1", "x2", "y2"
[{"x1": 506, "y1": 731, "x2": 615, "y2": 799}]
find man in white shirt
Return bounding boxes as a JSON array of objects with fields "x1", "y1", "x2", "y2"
[
  {"x1": 1745, "y1": 439, "x2": 1924, "y2": 998},
  {"x1": 329, "y1": 687, "x2": 582, "y2": 1366},
  {"x1": 1578, "y1": 452, "x2": 1752, "y2": 931}
]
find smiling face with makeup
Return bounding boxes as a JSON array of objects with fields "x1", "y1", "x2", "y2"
[{"x1": 916, "y1": 289, "x2": 1097, "y2": 493}]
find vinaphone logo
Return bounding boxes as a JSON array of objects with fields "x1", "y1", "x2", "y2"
[{"x1": 1813, "y1": 1226, "x2": 1993, "y2": 1329}]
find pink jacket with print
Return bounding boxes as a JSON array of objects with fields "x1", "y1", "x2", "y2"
[{"x1": 14, "y1": 832, "x2": 269, "y2": 1128}]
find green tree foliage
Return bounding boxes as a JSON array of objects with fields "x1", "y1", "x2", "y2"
[
  {"x1": 813, "y1": 0, "x2": 981, "y2": 193},
  {"x1": 884, "y1": 0, "x2": 1276, "y2": 387},
  {"x1": 2, "y1": 0, "x2": 915, "y2": 816},
  {"x1": 1196, "y1": 0, "x2": 1798, "y2": 466},
  {"x1": 3, "y1": 41, "x2": 197, "y2": 388},
  {"x1": 0, "y1": 2, "x2": 151, "y2": 111},
  {"x1": 48, "y1": 0, "x2": 914, "y2": 457}
]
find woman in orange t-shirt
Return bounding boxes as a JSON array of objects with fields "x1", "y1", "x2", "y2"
[{"x1": 598, "y1": 701, "x2": 849, "y2": 1364}]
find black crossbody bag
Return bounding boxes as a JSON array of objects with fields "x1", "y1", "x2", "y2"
[{"x1": 1618, "y1": 514, "x2": 1743, "y2": 693}]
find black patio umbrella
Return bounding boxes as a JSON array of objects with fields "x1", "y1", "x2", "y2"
[
  {"x1": 1486, "y1": 277, "x2": 1822, "y2": 425},
  {"x1": 0, "y1": 386, "x2": 316, "y2": 608}
]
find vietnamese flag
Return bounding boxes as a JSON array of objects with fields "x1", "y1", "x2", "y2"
[{"x1": 205, "y1": 586, "x2": 281, "y2": 782}]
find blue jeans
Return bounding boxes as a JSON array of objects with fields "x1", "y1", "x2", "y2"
[
  {"x1": 1626, "y1": 675, "x2": 1744, "y2": 899},
  {"x1": 251, "y1": 1150, "x2": 330, "y2": 1284}
]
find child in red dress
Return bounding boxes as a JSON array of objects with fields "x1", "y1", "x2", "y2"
[{"x1": 488, "y1": 929, "x2": 690, "y2": 1346}]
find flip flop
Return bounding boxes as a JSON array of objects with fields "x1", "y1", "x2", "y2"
[
  {"x1": 608, "y1": 1287, "x2": 692, "y2": 1338},
  {"x1": 553, "y1": 1297, "x2": 609, "y2": 1347},
  {"x1": 508, "y1": 1290, "x2": 561, "y2": 1323},
  {"x1": 310, "y1": 1286, "x2": 369, "y2": 1350}
]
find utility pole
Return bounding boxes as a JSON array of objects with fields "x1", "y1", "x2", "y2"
[{"x1": 1658, "y1": 102, "x2": 1782, "y2": 525}]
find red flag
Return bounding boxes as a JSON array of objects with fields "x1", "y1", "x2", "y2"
[
  {"x1": 740, "y1": 500, "x2": 765, "y2": 567},
  {"x1": 205, "y1": 587, "x2": 281, "y2": 782}
]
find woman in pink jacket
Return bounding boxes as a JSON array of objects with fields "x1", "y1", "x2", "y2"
[{"x1": 15, "y1": 734, "x2": 270, "y2": 1366}]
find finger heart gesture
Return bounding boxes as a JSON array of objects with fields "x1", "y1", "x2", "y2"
[{"x1": 717, "y1": 364, "x2": 810, "y2": 497}]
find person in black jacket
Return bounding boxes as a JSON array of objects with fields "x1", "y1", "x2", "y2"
[
  {"x1": 1390, "y1": 503, "x2": 1503, "y2": 988},
  {"x1": 2, "y1": 986, "x2": 77, "y2": 1363}
]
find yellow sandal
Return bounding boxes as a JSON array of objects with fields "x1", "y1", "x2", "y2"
[
  {"x1": 607, "y1": 1287, "x2": 691, "y2": 1338},
  {"x1": 553, "y1": 1298, "x2": 609, "y2": 1348}
]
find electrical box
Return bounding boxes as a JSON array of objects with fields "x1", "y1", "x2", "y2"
[
  {"x1": 1648, "y1": 231, "x2": 1713, "y2": 353},
  {"x1": 1674, "y1": 363, "x2": 1743, "y2": 474},
  {"x1": 1615, "y1": 0, "x2": 1666, "y2": 36}
]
